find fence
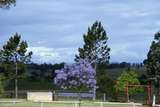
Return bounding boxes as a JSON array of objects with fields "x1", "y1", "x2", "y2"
[
  {"x1": 98, "y1": 91, "x2": 148, "y2": 103},
  {"x1": 54, "y1": 90, "x2": 95, "y2": 100},
  {"x1": 95, "y1": 102, "x2": 144, "y2": 107},
  {"x1": 0, "y1": 100, "x2": 22, "y2": 107},
  {"x1": 0, "y1": 100, "x2": 146, "y2": 107},
  {"x1": 2, "y1": 90, "x2": 95, "y2": 100}
]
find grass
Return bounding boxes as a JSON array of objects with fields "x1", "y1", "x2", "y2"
[{"x1": 0, "y1": 99, "x2": 147, "y2": 107}]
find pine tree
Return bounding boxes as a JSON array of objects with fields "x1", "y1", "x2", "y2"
[
  {"x1": 0, "y1": 33, "x2": 32, "y2": 98},
  {"x1": 144, "y1": 32, "x2": 160, "y2": 81},
  {"x1": 76, "y1": 21, "x2": 110, "y2": 65},
  {"x1": 144, "y1": 32, "x2": 160, "y2": 99}
]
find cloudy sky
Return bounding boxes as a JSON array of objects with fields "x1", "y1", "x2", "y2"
[{"x1": 0, "y1": 0, "x2": 160, "y2": 64}]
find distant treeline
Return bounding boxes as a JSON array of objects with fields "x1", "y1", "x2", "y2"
[
  {"x1": 26, "y1": 63, "x2": 65, "y2": 81},
  {"x1": 23, "y1": 62, "x2": 143, "y2": 81},
  {"x1": 107, "y1": 62, "x2": 143, "y2": 69},
  {"x1": 0, "y1": 62, "x2": 144, "y2": 81}
]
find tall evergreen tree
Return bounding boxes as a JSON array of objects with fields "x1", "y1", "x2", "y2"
[
  {"x1": 144, "y1": 32, "x2": 160, "y2": 98},
  {"x1": 0, "y1": 0, "x2": 16, "y2": 8},
  {"x1": 76, "y1": 21, "x2": 110, "y2": 66},
  {"x1": 0, "y1": 33, "x2": 32, "y2": 98},
  {"x1": 144, "y1": 32, "x2": 160, "y2": 82}
]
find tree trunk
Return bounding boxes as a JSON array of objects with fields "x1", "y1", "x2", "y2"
[
  {"x1": 78, "y1": 93, "x2": 81, "y2": 107},
  {"x1": 15, "y1": 62, "x2": 18, "y2": 99},
  {"x1": 93, "y1": 63, "x2": 97, "y2": 100},
  {"x1": 158, "y1": 80, "x2": 160, "y2": 104},
  {"x1": 94, "y1": 63, "x2": 97, "y2": 72}
]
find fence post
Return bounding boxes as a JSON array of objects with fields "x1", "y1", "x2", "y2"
[
  {"x1": 132, "y1": 102, "x2": 135, "y2": 107},
  {"x1": 153, "y1": 95, "x2": 156, "y2": 107},
  {"x1": 40, "y1": 102, "x2": 43, "y2": 107},
  {"x1": 75, "y1": 102, "x2": 78, "y2": 107},
  {"x1": 103, "y1": 93, "x2": 106, "y2": 102},
  {"x1": 100, "y1": 102, "x2": 103, "y2": 107},
  {"x1": 13, "y1": 101, "x2": 16, "y2": 107},
  {"x1": 93, "y1": 86, "x2": 96, "y2": 100},
  {"x1": 125, "y1": 82, "x2": 129, "y2": 102}
]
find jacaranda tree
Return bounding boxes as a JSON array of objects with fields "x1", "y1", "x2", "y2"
[{"x1": 54, "y1": 58, "x2": 96, "y2": 91}]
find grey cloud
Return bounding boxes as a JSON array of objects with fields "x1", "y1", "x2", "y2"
[{"x1": 1, "y1": 0, "x2": 160, "y2": 63}]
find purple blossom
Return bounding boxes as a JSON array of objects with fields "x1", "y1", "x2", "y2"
[{"x1": 54, "y1": 58, "x2": 96, "y2": 90}]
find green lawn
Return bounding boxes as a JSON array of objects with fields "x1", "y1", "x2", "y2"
[{"x1": 0, "y1": 99, "x2": 146, "y2": 107}]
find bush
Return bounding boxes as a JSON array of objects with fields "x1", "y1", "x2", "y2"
[
  {"x1": 115, "y1": 71, "x2": 143, "y2": 95},
  {"x1": 0, "y1": 75, "x2": 4, "y2": 95}
]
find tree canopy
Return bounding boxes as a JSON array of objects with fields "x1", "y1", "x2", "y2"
[
  {"x1": 0, "y1": 0, "x2": 16, "y2": 8},
  {"x1": 54, "y1": 58, "x2": 96, "y2": 91},
  {"x1": 115, "y1": 71, "x2": 141, "y2": 94},
  {"x1": 76, "y1": 21, "x2": 110, "y2": 65},
  {"x1": 0, "y1": 33, "x2": 32, "y2": 78},
  {"x1": 0, "y1": 33, "x2": 32, "y2": 63}
]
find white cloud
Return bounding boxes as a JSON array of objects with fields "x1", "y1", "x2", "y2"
[
  {"x1": 110, "y1": 42, "x2": 150, "y2": 63},
  {"x1": 37, "y1": 41, "x2": 46, "y2": 45},
  {"x1": 27, "y1": 46, "x2": 77, "y2": 63}
]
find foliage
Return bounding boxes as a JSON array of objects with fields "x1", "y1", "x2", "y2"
[
  {"x1": 76, "y1": 21, "x2": 110, "y2": 65},
  {"x1": 4, "y1": 78, "x2": 57, "y2": 90},
  {"x1": 97, "y1": 73, "x2": 115, "y2": 96},
  {"x1": 0, "y1": 0, "x2": 16, "y2": 8},
  {"x1": 139, "y1": 74, "x2": 148, "y2": 85},
  {"x1": 144, "y1": 32, "x2": 160, "y2": 84},
  {"x1": 0, "y1": 75, "x2": 4, "y2": 94},
  {"x1": 0, "y1": 33, "x2": 32, "y2": 79},
  {"x1": 96, "y1": 63, "x2": 115, "y2": 94},
  {"x1": 27, "y1": 63, "x2": 64, "y2": 82},
  {"x1": 115, "y1": 71, "x2": 142, "y2": 94},
  {"x1": 54, "y1": 58, "x2": 96, "y2": 91}
]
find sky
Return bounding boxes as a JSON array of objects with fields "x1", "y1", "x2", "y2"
[{"x1": 0, "y1": 0, "x2": 160, "y2": 64}]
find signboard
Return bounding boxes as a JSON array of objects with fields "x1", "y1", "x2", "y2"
[{"x1": 27, "y1": 92, "x2": 52, "y2": 101}]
